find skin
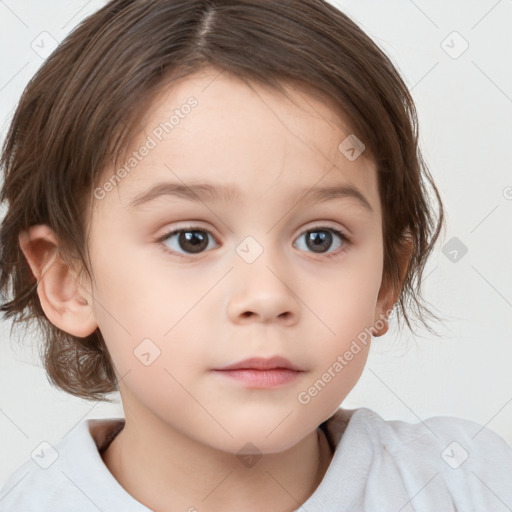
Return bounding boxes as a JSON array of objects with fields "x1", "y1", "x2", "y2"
[{"x1": 19, "y1": 67, "x2": 409, "y2": 512}]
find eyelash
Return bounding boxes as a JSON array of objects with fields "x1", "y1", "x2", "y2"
[{"x1": 156, "y1": 224, "x2": 352, "y2": 260}]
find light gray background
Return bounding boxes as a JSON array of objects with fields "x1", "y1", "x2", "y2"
[{"x1": 1, "y1": 0, "x2": 511, "y2": 487}]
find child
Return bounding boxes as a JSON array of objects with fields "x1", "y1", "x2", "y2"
[{"x1": 0, "y1": 0, "x2": 510, "y2": 510}]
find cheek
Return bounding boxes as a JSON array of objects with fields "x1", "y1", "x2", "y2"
[
  {"x1": 294, "y1": 300, "x2": 374, "y2": 426},
  {"x1": 90, "y1": 271, "x2": 208, "y2": 382},
  {"x1": 88, "y1": 232, "x2": 206, "y2": 340},
  {"x1": 87, "y1": 263, "x2": 216, "y2": 418},
  {"x1": 308, "y1": 243, "x2": 384, "y2": 340},
  {"x1": 85, "y1": 215, "x2": 384, "y2": 451},
  {"x1": 295, "y1": 245, "x2": 382, "y2": 402}
]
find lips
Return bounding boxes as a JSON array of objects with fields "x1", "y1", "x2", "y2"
[
  {"x1": 212, "y1": 356, "x2": 304, "y2": 388},
  {"x1": 214, "y1": 356, "x2": 303, "y2": 372}
]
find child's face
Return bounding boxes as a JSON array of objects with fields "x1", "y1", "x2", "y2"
[{"x1": 84, "y1": 67, "x2": 390, "y2": 453}]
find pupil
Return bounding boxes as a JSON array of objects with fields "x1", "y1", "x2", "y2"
[
  {"x1": 307, "y1": 230, "x2": 332, "y2": 253},
  {"x1": 177, "y1": 230, "x2": 333, "y2": 255},
  {"x1": 180, "y1": 231, "x2": 207, "y2": 253}
]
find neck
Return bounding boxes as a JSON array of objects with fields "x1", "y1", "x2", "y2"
[{"x1": 101, "y1": 420, "x2": 333, "y2": 512}]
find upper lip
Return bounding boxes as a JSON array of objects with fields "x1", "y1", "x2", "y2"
[{"x1": 214, "y1": 356, "x2": 303, "y2": 371}]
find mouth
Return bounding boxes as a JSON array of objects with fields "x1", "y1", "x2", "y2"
[
  {"x1": 214, "y1": 356, "x2": 303, "y2": 371},
  {"x1": 212, "y1": 356, "x2": 304, "y2": 388}
]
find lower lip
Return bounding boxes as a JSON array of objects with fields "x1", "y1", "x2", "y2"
[{"x1": 212, "y1": 368, "x2": 302, "y2": 388}]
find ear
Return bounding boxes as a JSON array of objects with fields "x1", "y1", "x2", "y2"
[
  {"x1": 372, "y1": 235, "x2": 413, "y2": 337},
  {"x1": 18, "y1": 224, "x2": 98, "y2": 338}
]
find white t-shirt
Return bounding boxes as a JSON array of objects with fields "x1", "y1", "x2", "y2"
[{"x1": 1, "y1": 407, "x2": 511, "y2": 511}]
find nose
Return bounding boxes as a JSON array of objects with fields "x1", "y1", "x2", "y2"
[{"x1": 226, "y1": 253, "x2": 300, "y2": 326}]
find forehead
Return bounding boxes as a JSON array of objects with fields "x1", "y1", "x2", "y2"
[{"x1": 93, "y1": 68, "x2": 379, "y2": 216}]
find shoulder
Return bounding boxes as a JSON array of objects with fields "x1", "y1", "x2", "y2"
[
  {"x1": 330, "y1": 407, "x2": 512, "y2": 507},
  {"x1": 0, "y1": 421, "x2": 88, "y2": 510},
  {"x1": 0, "y1": 454, "x2": 67, "y2": 510},
  {"x1": 354, "y1": 407, "x2": 512, "y2": 465},
  {"x1": 0, "y1": 418, "x2": 128, "y2": 511}
]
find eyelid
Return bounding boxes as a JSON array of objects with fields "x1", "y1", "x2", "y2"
[
  {"x1": 156, "y1": 221, "x2": 352, "y2": 260},
  {"x1": 156, "y1": 221, "x2": 349, "y2": 242},
  {"x1": 297, "y1": 221, "x2": 350, "y2": 238},
  {"x1": 156, "y1": 221, "x2": 217, "y2": 239},
  {"x1": 293, "y1": 223, "x2": 351, "y2": 259}
]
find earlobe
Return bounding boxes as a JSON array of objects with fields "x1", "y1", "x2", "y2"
[
  {"x1": 18, "y1": 224, "x2": 98, "y2": 338},
  {"x1": 371, "y1": 305, "x2": 393, "y2": 337},
  {"x1": 372, "y1": 235, "x2": 413, "y2": 337}
]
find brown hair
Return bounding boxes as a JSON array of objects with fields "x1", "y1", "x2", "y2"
[{"x1": 0, "y1": 0, "x2": 445, "y2": 402}]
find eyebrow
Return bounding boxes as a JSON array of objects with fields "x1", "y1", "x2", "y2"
[{"x1": 127, "y1": 181, "x2": 373, "y2": 213}]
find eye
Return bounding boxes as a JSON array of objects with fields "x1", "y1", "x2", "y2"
[
  {"x1": 156, "y1": 224, "x2": 351, "y2": 259},
  {"x1": 293, "y1": 226, "x2": 351, "y2": 258},
  {"x1": 157, "y1": 227, "x2": 218, "y2": 256}
]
